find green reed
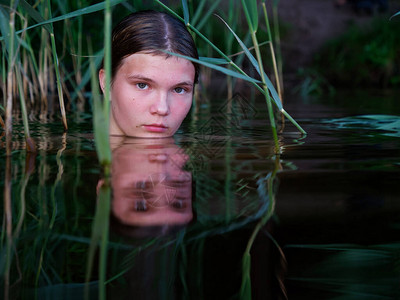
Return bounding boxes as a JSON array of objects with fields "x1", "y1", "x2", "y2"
[
  {"x1": 262, "y1": 2, "x2": 282, "y2": 102},
  {"x1": 0, "y1": 0, "x2": 124, "y2": 157},
  {"x1": 1, "y1": 0, "x2": 17, "y2": 156},
  {"x1": 46, "y1": 0, "x2": 67, "y2": 130},
  {"x1": 271, "y1": 0, "x2": 284, "y2": 101},
  {"x1": 85, "y1": 2, "x2": 112, "y2": 299}
]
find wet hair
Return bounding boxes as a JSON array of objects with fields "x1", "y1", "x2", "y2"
[{"x1": 110, "y1": 10, "x2": 199, "y2": 84}]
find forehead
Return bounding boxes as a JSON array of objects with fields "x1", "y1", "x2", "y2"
[{"x1": 119, "y1": 52, "x2": 195, "y2": 80}]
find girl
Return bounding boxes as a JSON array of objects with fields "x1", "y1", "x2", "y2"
[{"x1": 99, "y1": 10, "x2": 199, "y2": 138}]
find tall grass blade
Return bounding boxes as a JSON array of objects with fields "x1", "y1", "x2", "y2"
[
  {"x1": 215, "y1": 14, "x2": 283, "y2": 111},
  {"x1": 200, "y1": 56, "x2": 229, "y2": 65},
  {"x1": 18, "y1": 0, "x2": 52, "y2": 32},
  {"x1": 46, "y1": 0, "x2": 68, "y2": 130},
  {"x1": 0, "y1": 7, "x2": 12, "y2": 51},
  {"x1": 196, "y1": 0, "x2": 222, "y2": 31},
  {"x1": 15, "y1": 63, "x2": 36, "y2": 151},
  {"x1": 271, "y1": 1, "x2": 284, "y2": 101},
  {"x1": 262, "y1": 2, "x2": 282, "y2": 102},
  {"x1": 85, "y1": 5, "x2": 113, "y2": 299},
  {"x1": 89, "y1": 49, "x2": 111, "y2": 166},
  {"x1": 182, "y1": 0, "x2": 190, "y2": 24},
  {"x1": 241, "y1": 0, "x2": 258, "y2": 32},
  {"x1": 0, "y1": 0, "x2": 126, "y2": 38},
  {"x1": 191, "y1": 0, "x2": 206, "y2": 26},
  {"x1": 3, "y1": 2, "x2": 18, "y2": 156},
  {"x1": 156, "y1": 0, "x2": 183, "y2": 21}
]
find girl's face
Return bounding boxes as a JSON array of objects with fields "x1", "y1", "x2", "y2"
[{"x1": 100, "y1": 52, "x2": 195, "y2": 138}]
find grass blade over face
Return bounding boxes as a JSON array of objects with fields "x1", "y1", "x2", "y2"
[{"x1": 163, "y1": 50, "x2": 261, "y2": 84}]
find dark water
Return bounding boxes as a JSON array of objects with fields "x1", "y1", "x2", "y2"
[{"x1": 1, "y1": 89, "x2": 399, "y2": 299}]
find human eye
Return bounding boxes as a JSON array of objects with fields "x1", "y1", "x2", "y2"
[
  {"x1": 136, "y1": 82, "x2": 149, "y2": 90},
  {"x1": 175, "y1": 86, "x2": 192, "y2": 95},
  {"x1": 174, "y1": 87, "x2": 185, "y2": 94}
]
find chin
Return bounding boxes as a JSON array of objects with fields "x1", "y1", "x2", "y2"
[{"x1": 128, "y1": 132, "x2": 175, "y2": 139}]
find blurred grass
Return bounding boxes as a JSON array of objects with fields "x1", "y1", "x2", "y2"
[{"x1": 313, "y1": 17, "x2": 400, "y2": 88}]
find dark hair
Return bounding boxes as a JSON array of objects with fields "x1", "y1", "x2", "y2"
[{"x1": 111, "y1": 10, "x2": 199, "y2": 83}]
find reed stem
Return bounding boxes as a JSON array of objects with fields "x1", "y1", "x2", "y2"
[
  {"x1": 5, "y1": 1, "x2": 16, "y2": 156},
  {"x1": 240, "y1": 0, "x2": 279, "y2": 152},
  {"x1": 262, "y1": 2, "x2": 282, "y2": 102},
  {"x1": 272, "y1": 1, "x2": 284, "y2": 100},
  {"x1": 250, "y1": 30, "x2": 280, "y2": 153},
  {"x1": 15, "y1": 64, "x2": 36, "y2": 152},
  {"x1": 103, "y1": 0, "x2": 112, "y2": 122},
  {"x1": 47, "y1": 0, "x2": 68, "y2": 130}
]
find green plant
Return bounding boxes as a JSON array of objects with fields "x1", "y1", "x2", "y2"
[
  {"x1": 156, "y1": 0, "x2": 306, "y2": 154},
  {"x1": 314, "y1": 18, "x2": 400, "y2": 88},
  {"x1": 0, "y1": 0, "x2": 125, "y2": 155}
]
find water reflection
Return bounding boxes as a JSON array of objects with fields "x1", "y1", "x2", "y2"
[
  {"x1": 103, "y1": 136, "x2": 284, "y2": 300},
  {"x1": 109, "y1": 137, "x2": 193, "y2": 237}
]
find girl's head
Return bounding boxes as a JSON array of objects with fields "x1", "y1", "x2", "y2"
[
  {"x1": 111, "y1": 10, "x2": 199, "y2": 83},
  {"x1": 100, "y1": 10, "x2": 199, "y2": 138}
]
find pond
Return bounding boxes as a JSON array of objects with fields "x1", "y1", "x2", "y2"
[{"x1": 1, "y1": 89, "x2": 399, "y2": 299}]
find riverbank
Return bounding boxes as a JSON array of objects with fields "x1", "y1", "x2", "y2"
[{"x1": 277, "y1": 0, "x2": 400, "y2": 73}]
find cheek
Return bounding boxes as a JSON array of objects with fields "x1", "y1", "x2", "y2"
[
  {"x1": 112, "y1": 88, "x2": 146, "y2": 112},
  {"x1": 172, "y1": 98, "x2": 192, "y2": 118}
]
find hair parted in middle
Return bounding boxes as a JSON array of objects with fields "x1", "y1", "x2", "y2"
[{"x1": 110, "y1": 10, "x2": 199, "y2": 84}]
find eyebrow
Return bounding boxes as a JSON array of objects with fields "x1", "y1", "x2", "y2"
[
  {"x1": 126, "y1": 75, "x2": 194, "y2": 87},
  {"x1": 126, "y1": 75, "x2": 156, "y2": 83}
]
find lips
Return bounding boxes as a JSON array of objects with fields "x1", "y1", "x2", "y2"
[{"x1": 143, "y1": 124, "x2": 168, "y2": 133}]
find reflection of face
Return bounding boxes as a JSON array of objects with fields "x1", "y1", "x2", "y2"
[
  {"x1": 111, "y1": 139, "x2": 192, "y2": 227},
  {"x1": 100, "y1": 52, "x2": 195, "y2": 138}
]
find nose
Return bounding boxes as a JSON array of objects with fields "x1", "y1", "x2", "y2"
[{"x1": 150, "y1": 91, "x2": 170, "y2": 116}]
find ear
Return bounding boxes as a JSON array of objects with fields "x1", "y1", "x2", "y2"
[
  {"x1": 97, "y1": 179, "x2": 105, "y2": 195},
  {"x1": 99, "y1": 69, "x2": 106, "y2": 93}
]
